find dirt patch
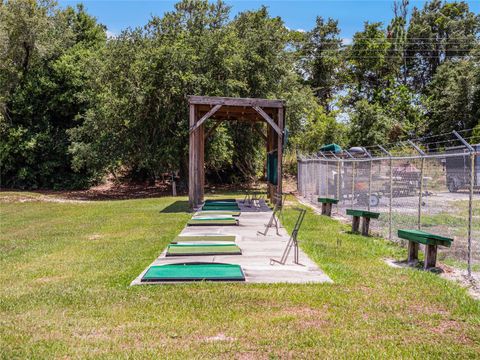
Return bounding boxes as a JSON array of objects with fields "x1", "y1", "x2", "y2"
[
  {"x1": 203, "y1": 333, "x2": 237, "y2": 342},
  {"x1": 384, "y1": 259, "x2": 480, "y2": 300}
]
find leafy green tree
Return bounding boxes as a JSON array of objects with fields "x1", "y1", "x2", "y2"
[
  {"x1": 0, "y1": 0, "x2": 106, "y2": 188},
  {"x1": 301, "y1": 16, "x2": 342, "y2": 111},
  {"x1": 406, "y1": 0, "x2": 479, "y2": 90},
  {"x1": 425, "y1": 59, "x2": 479, "y2": 134}
]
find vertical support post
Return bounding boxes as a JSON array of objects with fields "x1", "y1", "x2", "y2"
[
  {"x1": 336, "y1": 160, "x2": 341, "y2": 213},
  {"x1": 368, "y1": 159, "x2": 373, "y2": 211},
  {"x1": 467, "y1": 152, "x2": 475, "y2": 277},
  {"x1": 351, "y1": 161, "x2": 355, "y2": 209},
  {"x1": 277, "y1": 107, "x2": 283, "y2": 203},
  {"x1": 389, "y1": 158, "x2": 393, "y2": 241},
  {"x1": 188, "y1": 104, "x2": 196, "y2": 209},
  {"x1": 408, "y1": 140, "x2": 426, "y2": 231},
  {"x1": 198, "y1": 122, "x2": 205, "y2": 204},
  {"x1": 378, "y1": 145, "x2": 393, "y2": 241},
  {"x1": 453, "y1": 130, "x2": 475, "y2": 277},
  {"x1": 418, "y1": 157, "x2": 425, "y2": 230}
]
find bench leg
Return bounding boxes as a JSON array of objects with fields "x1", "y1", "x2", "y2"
[
  {"x1": 325, "y1": 203, "x2": 332, "y2": 217},
  {"x1": 424, "y1": 244, "x2": 438, "y2": 270},
  {"x1": 352, "y1": 216, "x2": 360, "y2": 233},
  {"x1": 361, "y1": 217, "x2": 370, "y2": 236},
  {"x1": 321, "y1": 203, "x2": 326, "y2": 215},
  {"x1": 407, "y1": 241, "x2": 419, "y2": 264}
]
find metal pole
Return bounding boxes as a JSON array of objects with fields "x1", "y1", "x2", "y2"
[
  {"x1": 452, "y1": 130, "x2": 475, "y2": 277},
  {"x1": 389, "y1": 157, "x2": 393, "y2": 240},
  {"x1": 418, "y1": 157, "x2": 425, "y2": 230},
  {"x1": 408, "y1": 140, "x2": 426, "y2": 231},
  {"x1": 337, "y1": 160, "x2": 341, "y2": 213},
  {"x1": 368, "y1": 159, "x2": 373, "y2": 211},
  {"x1": 378, "y1": 145, "x2": 393, "y2": 240},
  {"x1": 467, "y1": 152, "x2": 474, "y2": 277},
  {"x1": 351, "y1": 161, "x2": 356, "y2": 209}
]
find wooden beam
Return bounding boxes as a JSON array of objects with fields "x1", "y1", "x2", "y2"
[
  {"x1": 204, "y1": 120, "x2": 223, "y2": 140},
  {"x1": 188, "y1": 104, "x2": 196, "y2": 208},
  {"x1": 276, "y1": 106, "x2": 284, "y2": 201},
  {"x1": 189, "y1": 104, "x2": 222, "y2": 133},
  {"x1": 253, "y1": 106, "x2": 283, "y2": 136},
  {"x1": 189, "y1": 95, "x2": 284, "y2": 108}
]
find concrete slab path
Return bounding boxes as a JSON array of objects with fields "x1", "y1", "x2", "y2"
[{"x1": 131, "y1": 199, "x2": 332, "y2": 285}]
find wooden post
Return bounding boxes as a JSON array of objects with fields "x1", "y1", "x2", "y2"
[
  {"x1": 188, "y1": 104, "x2": 196, "y2": 209},
  {"x1": 277, "y1": 107, "x2": 284, "y2": 203},
  {"x1": 352, "y1": 216, "x2": 360, "y2": 232},
  {"x1": 325, "y1": 203, "x2": 332, "y2": 216},
  {"x1": 199, "y1": 122, "x2": 205, "y2": 204},
  {"x1": 361, "y1": 217, "x2": 370, "y2": 236},
  {"x1": 407, "y1": 241, "x2": 419, "y2": 264},
  {"x1": 424, "y1": 244, "x2": 437, "y2": 269}
]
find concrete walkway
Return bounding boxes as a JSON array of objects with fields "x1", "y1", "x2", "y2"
[{"x1": 131, "y1": 199, "x2": 332, "y2": 285}]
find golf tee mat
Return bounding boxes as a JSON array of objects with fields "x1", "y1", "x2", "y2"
[
  {"x1": 174, "y1": 234, "x2": 237, "y2": 242},
  {"x1": 166, "y1": 243, "x2": 241, "y2": 256},
  {"x1": 141, "y1": 263, "x2": 246, "y2": 282},
  {"x1": 188, "y1": 216, "x2": 238, "y2": 226}
]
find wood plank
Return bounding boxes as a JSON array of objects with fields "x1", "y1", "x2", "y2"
[
  {"x1": 189, "y1": 95, "x2": 284, "y2": 108},
  {"x1": 424, "y1": 244, "x2": 438, "y2": 269},
  {"x1": 190, "y1": 104, "x2": 222, "y2": 133},
  {"x1": 253, "y1": 106, "x2": 283, "y2": 136},
  {"x1": 407, "y1": 241, "x2": 419, "y2": 263},
  {"x1": 276, "y1": 107, "x2": 284, "y2": 201},
  {"x1": 188, "y1": 104, "x2": 196, "y2": 208}
]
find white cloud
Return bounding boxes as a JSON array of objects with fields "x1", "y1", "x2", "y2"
[
  {"x1": 342, "y1": 38, "x2": 352, "y2": 45},
  {"x1": 106, "y1": 30, "x2": 117, "y2": 39}
]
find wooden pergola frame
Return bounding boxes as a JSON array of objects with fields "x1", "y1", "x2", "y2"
[{"x1": 188, "y1": 96, "x2": 285, "y2": 208}]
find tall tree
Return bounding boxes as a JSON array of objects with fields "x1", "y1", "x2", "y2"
[{"x1": 301, "y1": 16, "x2": 342, "y2": 111}]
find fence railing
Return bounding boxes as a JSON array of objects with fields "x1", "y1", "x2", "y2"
[{"x1": 297, "y1": 132, "x2": 479, "y2": 277}]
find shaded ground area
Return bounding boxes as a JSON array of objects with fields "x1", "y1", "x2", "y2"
[{"x1": 1, "y1": 192, "x2": 479, "y2": 358}]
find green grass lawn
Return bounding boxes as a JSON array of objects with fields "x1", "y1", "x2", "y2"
[{"x1": 1, "y1": 192, "x2": 479, "y2": 358}]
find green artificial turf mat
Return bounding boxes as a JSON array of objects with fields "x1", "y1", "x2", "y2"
[
  {"x1": 187, "y1": 218, "x2": 238, "y2": 226},
  {"x1": 141, "y1": 263, "x2": 245, "y2": 282},
  {"x1": 202, "y1": 205, "x2": 241, "y2": 211},
  {"x1": 166, "y1": 243, "x2": 241, "y2": 256},
  {"x1": 174, "y1": 234, "x2": 236, "y2": 242},
  {"x1": 195, "y1": 210, "x2": 241, "y2": 216}
]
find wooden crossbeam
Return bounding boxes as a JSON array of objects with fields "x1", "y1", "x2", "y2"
[
  {"x1": 253, "y1": 106, "x2": 282, "y2": 136},
  {"x1": 189, "y1": 104, "x2": 222, "y2": 133}
]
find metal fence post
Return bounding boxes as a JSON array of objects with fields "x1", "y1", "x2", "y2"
[
  {"x1": 418, "y1": 158, "x2": 425, "y2": 230},
  {"x1": 468, "y1": 152, "x2": 475, "y2": 277},
  {"x1": 453, "y1": 131, "x2": 476, "y2": 277},
  {"x1": 408, "y1": 140, "x2": 426, "y2": 230},
  {"x1": 336, "y1": 160, "x2": 341, "y2": 213},
  {"x1": 378, "y1": 145, "x2": 393, "y2": 241},
  {"x1": 351, "y1": 161, "x2": 355, "y2": 209}
]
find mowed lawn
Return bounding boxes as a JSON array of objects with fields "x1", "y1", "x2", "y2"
[{"x1": 0, "y1": 192, "x2": 479, "y2": 359}]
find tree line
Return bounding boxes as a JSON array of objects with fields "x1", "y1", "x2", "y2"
[{"x1": 1, "y1": 0, "x2": 479, "y2": 189}]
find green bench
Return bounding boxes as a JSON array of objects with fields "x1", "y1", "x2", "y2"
[
  {"x1": 398, "y1": 229, "x2": 453, "y2": 270},
  {"x1": 317, "y1": 197, "x2": 338, "y2": 216},
  {"x1": 346, "y1": 209, "x2": 380, "y2": 236}
]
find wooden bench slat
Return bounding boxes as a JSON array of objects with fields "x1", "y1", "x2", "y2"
[
  {"x1": 398, "y1": 229, "x2": 452, "y2": 247},
  {"x1": 346, "y1": 209, "x2": 380, "y2": 219},
  {"x1": 318, "y1": 197, "x2": 339, "y2": 204}
]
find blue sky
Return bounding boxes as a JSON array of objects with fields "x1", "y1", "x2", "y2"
[{"x1": 59, "y1": 0, "x2": 479, "y2": 41}]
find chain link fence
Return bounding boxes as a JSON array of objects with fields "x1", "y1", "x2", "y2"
[{"x1": 297, "y1": 133, "x2": 480, "y2": 276}]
